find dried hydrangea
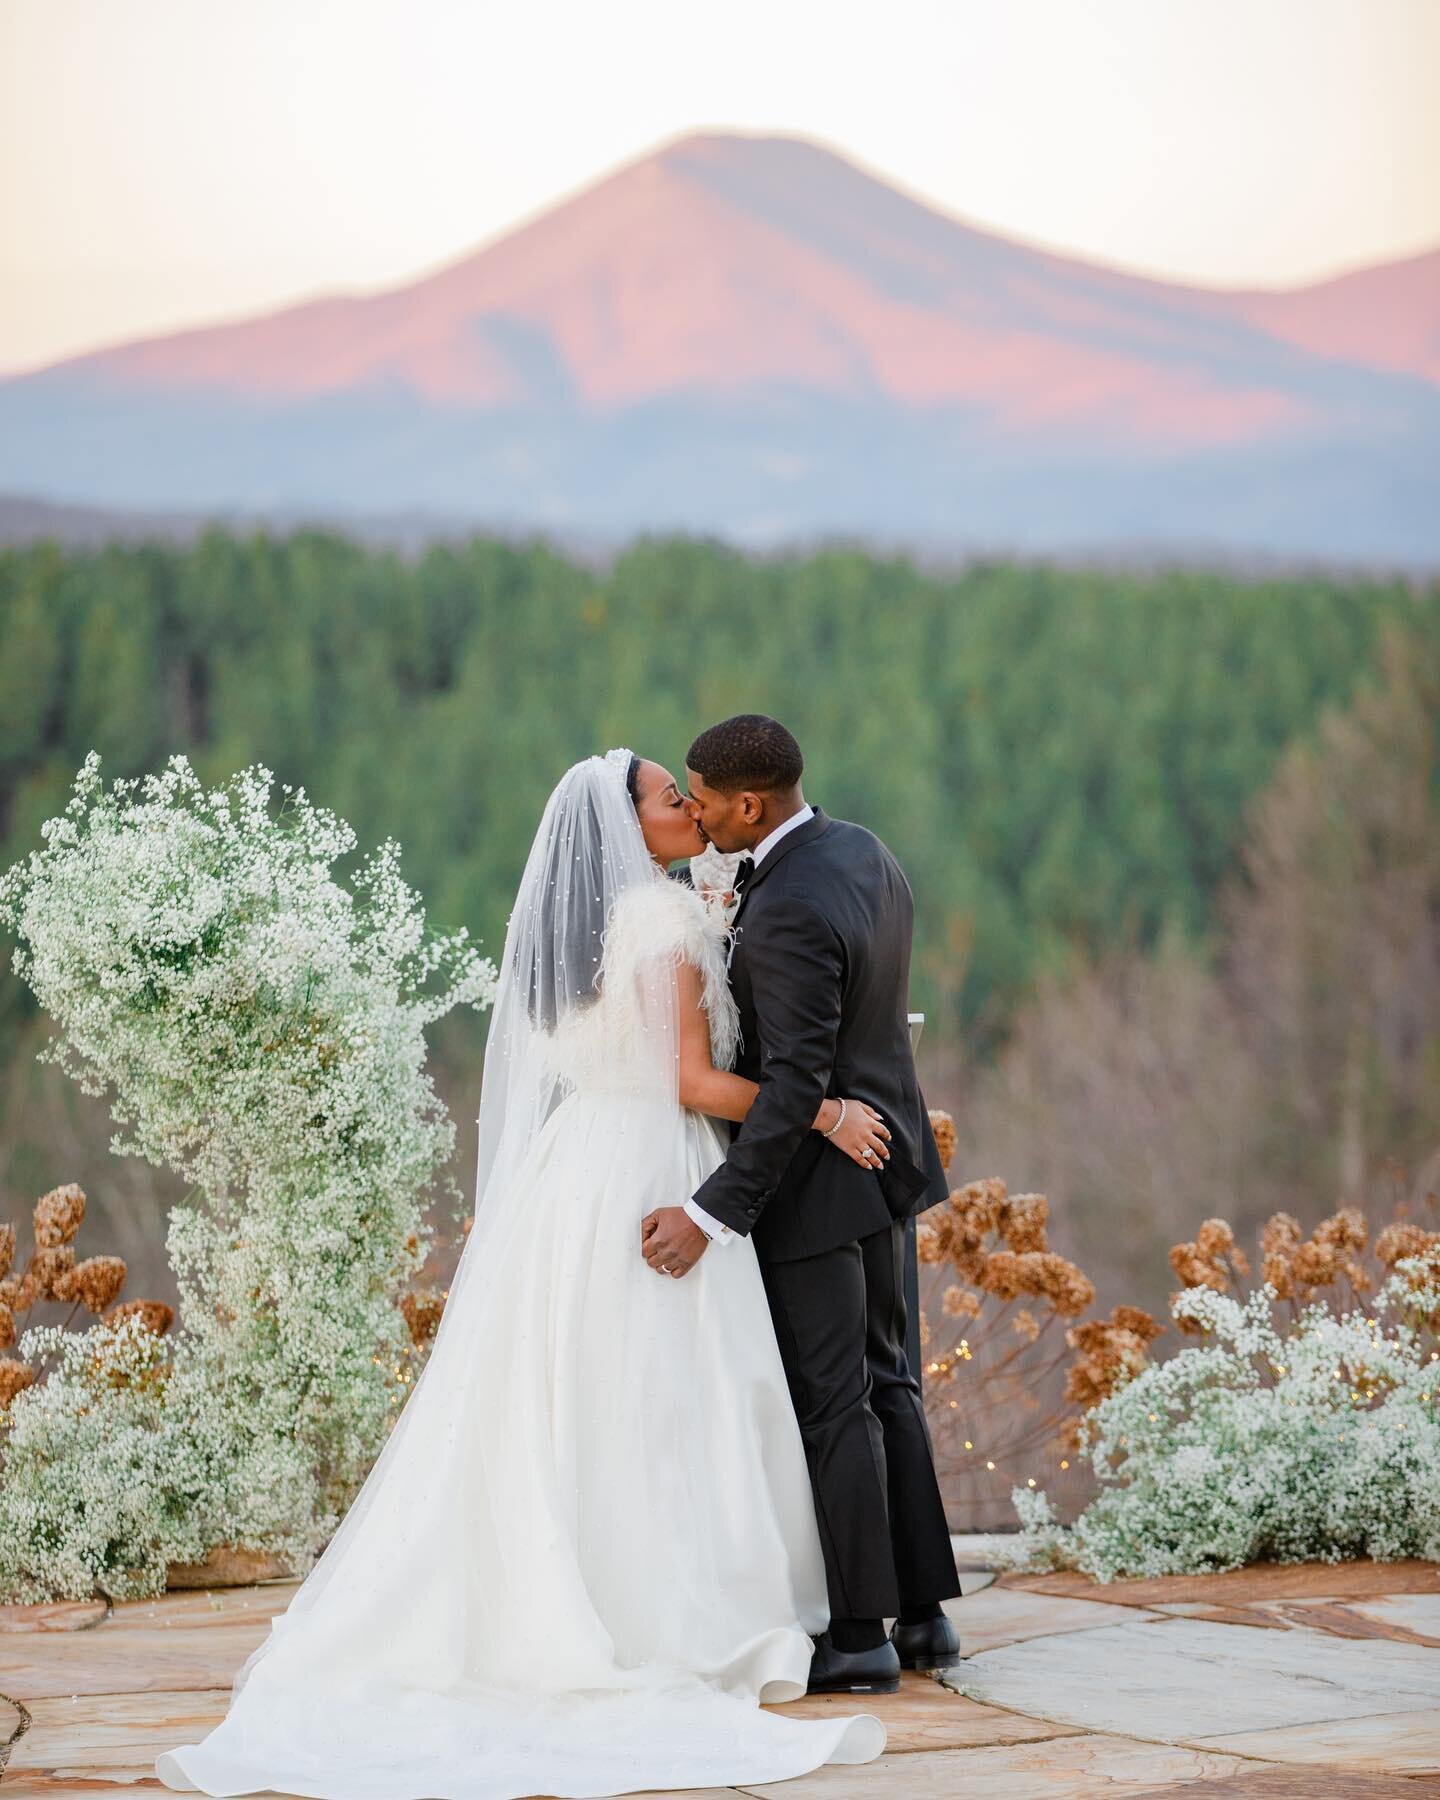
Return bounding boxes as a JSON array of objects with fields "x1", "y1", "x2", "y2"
[
  {"x1": 52, "y1": 1255, "x2": 127, "y2": 1314},
  {"x1": 942, "y1": 1285, "x2": 982, "y2": 1321},
  {"x1": 0, "y1": 1359, "x2": 36, "y2": 1409},
  {"x1": 30, "y1": 1245, "x2": 76, "y2": 1297},
  {"x1": 1063, "y1": 1304, "x2": 1164, "y2": 1414},
  {"x1": 927, "y1": 1109, "x2": 957, "y2": 1173},
  {"x1": 399, "y1": 1288, "x2": 446, "y2": 1346},
  {"x1": 33, "y1": 1183, "x2": 85, "y2": 1248},
  {"x1": 105, "y1": 1299, "x2": 175, "y2": 1336}
]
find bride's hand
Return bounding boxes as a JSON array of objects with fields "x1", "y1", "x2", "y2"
[{"x1": 820, "y1": 1099, "x2": 892, "y2": 1170}]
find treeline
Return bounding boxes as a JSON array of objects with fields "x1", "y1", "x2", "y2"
[
  {"x1": 3, "y1": 531, "x2": 1432, "y2": 1043},
  {"x1": 962, "y1": 616, "x2": 1440, "y2": 1312},
  {"x1": 2, "y1": 528, "x2": 1436, "y2": 1295}
]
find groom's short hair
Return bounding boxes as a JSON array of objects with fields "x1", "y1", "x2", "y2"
[{"x1": 687, "y1": 715, "x2": 804, "y2": 794}]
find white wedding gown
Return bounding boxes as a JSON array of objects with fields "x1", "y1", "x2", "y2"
[{"x1": 156, "y1": 873, "x2": 884, "y2": 1799}]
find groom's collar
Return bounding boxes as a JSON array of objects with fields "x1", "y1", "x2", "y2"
[
  {"x1": 737, "y1": 806, "x2": 830, "y2": 902},
  {"x1": 752, "y1": 802, "x2": 814, "y2": 867}
]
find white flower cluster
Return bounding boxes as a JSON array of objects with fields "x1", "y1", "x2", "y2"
[
  {"x1": 0, "y1": 754, "x2": 496, "y2": 1600},
  {"x1": 1001, "y1": 1261, "x2": 1440, "y2": 1581},
  {"x1": 0, "y1": 1314, "x2": 316, "y2": 1602}
]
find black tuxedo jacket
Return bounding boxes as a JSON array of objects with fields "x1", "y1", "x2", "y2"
[{"x1": 691, "y1": 808, "x2": 949, "y2": 1262}]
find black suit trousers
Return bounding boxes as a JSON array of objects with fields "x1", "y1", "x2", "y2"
[{"x1": 758, "y1": 1218, "x2": 961, "y2": 1622}]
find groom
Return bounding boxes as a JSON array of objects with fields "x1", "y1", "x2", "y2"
[{"x1": 641, "y1": 714, "x2": 962, "y2": 1693}]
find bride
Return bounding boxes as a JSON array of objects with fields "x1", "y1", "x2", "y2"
[{"x1": 156, "y1": 748, "x2": 894, "y2": 1800}]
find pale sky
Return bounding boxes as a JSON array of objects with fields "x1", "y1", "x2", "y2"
[{"x1": 2, "y1": 0, "x2": 1437, "y2": 377}]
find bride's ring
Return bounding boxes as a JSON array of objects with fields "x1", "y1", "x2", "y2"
[{"x1": 659, "y1": 1263, "x2": 671, "y2": 1274}]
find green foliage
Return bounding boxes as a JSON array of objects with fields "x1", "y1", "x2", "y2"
[{"x1": 0, "y1": 529, "x2": 1433, "y2": 1062}]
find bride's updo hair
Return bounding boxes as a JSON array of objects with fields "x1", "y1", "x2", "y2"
[
  {"x1": 686, "y1": 715, "x2": 803, "y2": 794},
  {"x1": 624, "y1": 753, "x2": 641, "y2": 808}
]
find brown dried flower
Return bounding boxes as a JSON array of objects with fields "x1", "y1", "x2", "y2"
[
  {"x1": 1011, "y1": 1307, "x2": 1041, "y2": 1342},
  {"x1": 942, "y1": 1284, "x2": 982, "y2": 1320},
  {"x1": 928, "y1": 1110, "x2": 957, "y2": 1172},
  {"x1": 0, "y1": 1303, "x2": 13, "y2": 1351},
  {"x1": 52, "y1": 1255, "x2": 126, "y2": 1314},
  {"x1": 1000, "y1": 1193, "x2": 1049, "y2": 1254},
  {"x1": 1292, "y1": 1240, "x2": 1339, "y2": 1290},
  {"x1": 0, "y1": 1221, "x2": 14, "y2": 1281},
  {"x1": 33, "y1": 1183, "x2": 85, "y2": 1248},
  {"x1": 1376, "y1": 1222, "x2": 1440, "y2": 1268},
  {"x1": 1045, "y1": 1257, "x2": 1096, "y2": 1318},
  {"x1": 1261, "y1": 1213, "x2": 1303, "y2": 1256},
  {"x1": 1315, "y1": 1208, "x2": 1368, "y2": 1254},
  {"x1": 977, "y1": 1250, "x2": 1026, "y2": 1302},
  {"x1": 1195, "y1": 1217, "x2": 1234, "y2": 1259},
  {"x1": 1197, "y1": 1217, "x2": 1248, "y2": 1274},
  {"x1": 1064, "y1": 1304, "x2": 1164, "y2": 1409},
  {"x1": 1169, "y1": 1236, "x2": 1229, "y2": 1293},
  {"x1": 976, "y1": 1249, "x2": 1093, "y2": 1317},
  {"x1": 0, "y1": 1357, "x2": 35, "y2": 1409},
  {"x1": 104, "y1": 1298, "x2": 175, "y2": 1336},
  {"x1": 1112, "y1": 1305, "x2": 1166, "y2": 1345},
  {"x1": 8, "y1": 1268, "x2": 41, "y2": 1312},
  {"x1": 1259, "y1": 1212, "x2": 1303, "y2": 1298},
  {"x1": 400, "y1": 1288, "x2": 446, "y2": 1346},
  {"x1": 916, "y1": 1219, "x2": 948, "y2": 1265},
  {"x1": 31, "y1": 1244, "x2": 77, "y2": 1297},
  {"x1": 953, "y1": 1177, "x2": 1007, "y2": 1234}
]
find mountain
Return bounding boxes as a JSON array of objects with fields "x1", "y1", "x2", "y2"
[{"x1": 4, "y1": 132, "x2": 1438, "y2": 562}]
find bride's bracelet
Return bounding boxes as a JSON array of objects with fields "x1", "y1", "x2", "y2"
[{"x1": 822, "y1": 1097, "x2": 848, "y2": 1139}]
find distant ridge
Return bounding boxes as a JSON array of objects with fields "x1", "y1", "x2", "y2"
[{"x1": 4, "y1": 131, "x2": 1437, "y2": 562}]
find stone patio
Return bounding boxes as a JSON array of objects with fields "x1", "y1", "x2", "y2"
[{"x1": 4, "y1": 1537, "x2": 1440, "y2": 1797}]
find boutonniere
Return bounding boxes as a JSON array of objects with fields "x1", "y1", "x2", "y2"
[{"x1": 690, "y1": 843, "x2": 745, "y2": 923}]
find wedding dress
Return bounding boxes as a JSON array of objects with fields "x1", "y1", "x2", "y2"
[{"x1": 156, "y1": 749, "x2": 884, "y2": 1800}]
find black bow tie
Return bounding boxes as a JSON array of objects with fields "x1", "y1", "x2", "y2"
[{"x1": 731, "y1": 854, "x2": 756, "y2": 898}]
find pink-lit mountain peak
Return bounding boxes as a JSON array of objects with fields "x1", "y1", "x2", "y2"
[{"x1": 47, "y1": 131, "x2": 1440, "y2": 446}]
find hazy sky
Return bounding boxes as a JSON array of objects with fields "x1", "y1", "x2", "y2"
[{"x1": 3, "y1": 0, "x2": 1437, "y2": 376}]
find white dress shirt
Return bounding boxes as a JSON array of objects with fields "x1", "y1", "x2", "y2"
[{"x1": 684, "y1": 805, "x2": 816, "y2": 1246}]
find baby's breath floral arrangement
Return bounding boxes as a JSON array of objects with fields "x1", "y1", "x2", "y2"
[
  {"x1": 1003, "y1": 1198, "x2": 1440, "y2": 1581},
  {"x1": 0, "y1": 754, "x2": 496, "y2": 1600}
]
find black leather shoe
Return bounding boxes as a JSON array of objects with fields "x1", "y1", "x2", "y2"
[
  {"x1": 807, "y1": 1632, "x2": 902, "y2": 1694},
  {"x1": 889, "y1": 1612, "x2": 961, "y2": 1672}
]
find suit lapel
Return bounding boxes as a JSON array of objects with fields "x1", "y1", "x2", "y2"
[{"x1": 728, "y1": 807, "x2": 830, "y2": 947}]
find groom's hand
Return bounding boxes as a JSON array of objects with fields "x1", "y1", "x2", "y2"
[{"x1": 641, "y1": 1207, "x2": 709, "y2": 1279}]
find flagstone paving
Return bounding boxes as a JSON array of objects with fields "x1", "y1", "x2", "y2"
[{"x1": 3, "y1": 1537, "x2": 1440, "y2": 1796}]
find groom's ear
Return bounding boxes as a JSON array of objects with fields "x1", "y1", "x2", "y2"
[{"x1": 739, "y1": 791, "x2": 766, "y2": 828}]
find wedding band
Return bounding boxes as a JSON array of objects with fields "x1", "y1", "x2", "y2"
[{"x1": 660, "y1": 1263, "x2": 671, "y2": 1273}]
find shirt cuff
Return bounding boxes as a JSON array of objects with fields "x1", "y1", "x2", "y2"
[{"x1": 684, "y1": 1197, "x2": 734, "y2": 1243}]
